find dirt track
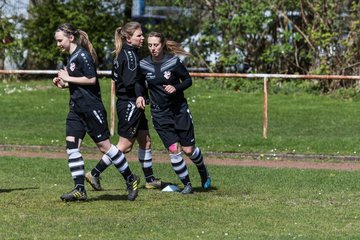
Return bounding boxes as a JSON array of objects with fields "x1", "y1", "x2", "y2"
[{"x1": 2, "y1": 144, "x2": 360, "y2": 171}]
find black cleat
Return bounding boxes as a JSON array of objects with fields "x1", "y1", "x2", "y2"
[
  {"x1": 126, "y1": 175, "x2": 140, "y2": 201},
  {"x1": 145, "y1": 178, "x2": 163, "y2": 189},
  {"x1": 181, "y1": 183, "x2": 194, "y2": 195},
  {"x1": 85, "y1": 171, "x2": 103, "y2": 191},
  {"x1": 60, "y1": 189, "x2": 87, "y2": 202}
]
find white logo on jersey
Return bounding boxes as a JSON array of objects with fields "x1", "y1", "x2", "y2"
[
  {"x1": 164, "y1": 71, "x2": 171, "y2": 79},
  {"x1": 146, "y1": 73, "x2": 155, "y2": 80},
  {"x1": 93, "y1": 110, "x2": 103, "y2": 124},
  {"x1": 70, "y1": 62, "x2": 76, "y2": 71}
]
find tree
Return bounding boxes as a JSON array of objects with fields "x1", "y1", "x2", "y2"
[
  {"x1": 180, "y1": 0, "x2": 360, "y2": 78},
  {"x1": 24, "y1": 0, "x2": 128, "y2": 69},
  {"x1": 0, "y1": 0, "x2": 26, "y2": 70}
]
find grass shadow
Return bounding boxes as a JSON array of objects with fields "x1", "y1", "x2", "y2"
[
  {"x1": 192, "y1": 186, "x2": 218, "y2": 193},
  {"x1": 0, "y1": 187, "x2": 39, "y2": 193},
  {"x1": 89, "y1": 194, "x2": 129, "y2": 201}
]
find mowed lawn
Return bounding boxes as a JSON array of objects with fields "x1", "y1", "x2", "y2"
[
  {"x1": 1, "y1": 156, "x2": 360, "y2": 239},
  {"x1": 1, "y1": 78, "x2": 360, "y2": 239},
  {"x1": 1, "y1": 78, "x2": 360, "y2": 155}
]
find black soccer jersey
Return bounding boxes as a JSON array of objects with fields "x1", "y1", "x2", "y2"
[
  {"x1": 112, "y1": 44, "x2": 140, "y2": 101},
  {"x1": 138, "y1": 53, "x2": 192, "y2": 109},
  {"x1": 66, "y1": 46, "x2": 104, "y2": 112}
]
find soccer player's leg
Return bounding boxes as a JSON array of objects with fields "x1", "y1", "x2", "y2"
[
  {"x1": 60, "y1": 111, "x2": 87, "y2": 201},
  {"x1": 88, "y1": 108, "x2": 140, "y2": 201},
  {"x1": 137, "y1": 128, "x2": 163, "y2": 189},
  {"x1": 178, "y1": 104, "x2": 211, "y2": 190},
  {"x1": 60, "y1": 136, "x2": 87, "y2": 201},
  {"x1": 183, "y1": 145, "x2": 211, "y2": 190}
]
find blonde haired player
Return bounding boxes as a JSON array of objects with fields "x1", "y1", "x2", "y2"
[
  {"x1": 53, "y1": 23, "x2": 139, "y2": 201},
  {"x1": 85, "y1": 22, "x2": 163, "y2": 191}
]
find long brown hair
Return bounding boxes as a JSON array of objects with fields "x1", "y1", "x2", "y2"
[
  {"x1": 55, "y1": 23, "x2": 98, "y2": 65},
  {"x1": 147, "y1": 31, "x2": 192, "y2": 57},
  {"x1": 113, "y1": 21, "x2": 142, "y2": 58}
]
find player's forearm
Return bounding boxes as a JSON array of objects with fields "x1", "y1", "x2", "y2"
[{"x1": 64, "y1": 76, "x2": 96, "y2": 85}]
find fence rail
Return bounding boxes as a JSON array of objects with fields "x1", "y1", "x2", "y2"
[
  {"x1": 2, "y1": 69, "x2": 360, "y2": 138},
  {"x1": 2, "y1": 70, "x2": 360, "y2": 80}
]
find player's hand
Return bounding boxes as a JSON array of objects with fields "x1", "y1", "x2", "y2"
[
  {"x1": 58, "y1": 67, "x2": 69, "y2": 82},
  {"x1": 53, "y1": 77, "x2": 62, "y2": 88},
  {"x1": 136, "y1": 96, "x2": 146, "y2": 110},
  {"x1": 163, "y1": 84, "x2": 176, "y2": 94},
  {"x1": 53, "y1": 77, "x2": 65, "y2": 88}
]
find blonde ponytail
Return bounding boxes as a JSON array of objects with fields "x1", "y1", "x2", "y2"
[
  {"x1": 113, "y1": 22, "x2": 142, "y2": 58},
  {"x1": 113, "y1": 27, "x2": 123, "y2": 58},
  {"x1": 78, "y1": 30, "x2": 98, "y2": 65}
]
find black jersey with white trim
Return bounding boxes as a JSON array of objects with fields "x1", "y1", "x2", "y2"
[
  {"x1": 66, "y1": 46, "x2": 104, "y2": 112},
  {"x1": 138, "y1": 53, "x2": 192, "y2": 109},
  {"x1": 112, "y1": 44, "x2": 140, "y2": 101}
]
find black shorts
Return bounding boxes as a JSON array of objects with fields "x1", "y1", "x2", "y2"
[
  {"x1": 66, "y1": 108, "x2": 110, "y2": 143},
  {"x1": 151, "y1": 102, "x2": 195, "y2": 149},
  {"x1": 116, "y1": 100, "x2": 149, "y2": 139}
]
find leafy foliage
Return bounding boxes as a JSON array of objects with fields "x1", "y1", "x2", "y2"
[
  {"x1": 0, "y1": 7, "x2": 24, "y2": 70},
  {"x1": 3, "y1": 0, "x2": 360, "y2": 92},
  {"x1": 23, "y1": 0, "x2": 126, "y2": 69},
  {"x1": 181, "y1": 1, "x2": 360, "y2": 77}
]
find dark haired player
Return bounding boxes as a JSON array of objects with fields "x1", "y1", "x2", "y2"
[{"x1": 136, "y1": 31, "x2": 211, "y2": 194}]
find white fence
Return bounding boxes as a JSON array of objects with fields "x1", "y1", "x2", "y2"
[{"x1": 1, "y1": 69, "x2": 360, "y2": 138}]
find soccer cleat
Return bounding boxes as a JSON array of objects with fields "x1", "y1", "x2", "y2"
[
  {"x1": 202, "y1": 177, "x2": 211, "y2": 190},
  {"x1": 85, "y1": 171, "x2": 103, "y2": 191},
  {"x1": 126, "y1": 175, "x2": 140, "y2": 201},
  {"x1": 145, "y1": 178, "x2": 163, "y2": 189},
  {"x1": 200, "y1": 168, "x2": 211, "y2": 190},
  {"x1": 60, "y1": 189, "x2": 87, "y2": 202},
  {"x1": 181, "y1": 183, "x2": 193, "y2": 195}
]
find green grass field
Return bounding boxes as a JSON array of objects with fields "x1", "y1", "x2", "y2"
[
  {"x1": 2, "y1": 78, "x2": 360, "y2": 239},
  {"x1": 1, "y1": 78, "x2": 360, "y2": 155},
  {"x1": 0, "y1": 157, "x2": 360, "y2": 240},
  {"x1": 2, "y1": 157, "x2": 360, "y2": 239}
]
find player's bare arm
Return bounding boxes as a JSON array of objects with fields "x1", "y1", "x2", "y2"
[{"x1": 58, "y1": 67, "x2": 96, "y2": 85}]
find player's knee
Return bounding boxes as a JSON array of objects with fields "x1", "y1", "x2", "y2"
[
  {"x1": 183, "y1": 146, "x2": 196, "y2": 156},
  {"x1": 168, "y1": 143, "x2": 179, "y2": 154},
  {"x1": 117, "y1": 144, "x2": 132, "y2": 154}
]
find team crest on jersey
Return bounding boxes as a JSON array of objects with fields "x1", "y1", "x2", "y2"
[
  {"x1": 163, "y1": 71, "x2": 171, "y2": 79},
  {"x1": 70, "y1": 62, "x2": 76, "y2": 71}
]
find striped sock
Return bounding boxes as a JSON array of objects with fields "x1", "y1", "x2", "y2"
[
  {"x1": 67, "y1": 148, "x2": 85, "y2": 191},
  {"x1": 91, "y1": 154, "x2": 112, "y2": 177},
  {"x1": 138, "y1": 148, "x2": 155, "y2": 183},
  {"x1": 107, "y1": 144, "x2": 133, "y2": 181},
  {"x1": 170, "y1": 152, "x2": 190, "y2": 186}
]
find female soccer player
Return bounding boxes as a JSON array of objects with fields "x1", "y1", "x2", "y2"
[
  {"x1": 52, "y1": 23, "x2": 139, "y2": 201},
  {"x1": 85, "y1": 22, "x2": 163, "y2": 190},
  {"x1": 136, "y1": 31, "x2": 211, "y2": 194}
]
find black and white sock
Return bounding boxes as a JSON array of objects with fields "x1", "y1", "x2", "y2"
[
  {"x1": 170, "y1": 152, "x2": 190, "y2": 186},
  {"x1": 107, "y1": 144, "x2": 133, "y2": 182},
  {"x1": 138, "y1": 148, "x2": 155, "y2": 183},
  {"x1": 67, "y1": 148, "x2": 85, "y2": 191},
  {"x1": 188, "y1": 147, "x2": 207, "y2": 173},
  {"x1": 91, "y1": 154, "x2": 112, "y2": 177}
]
